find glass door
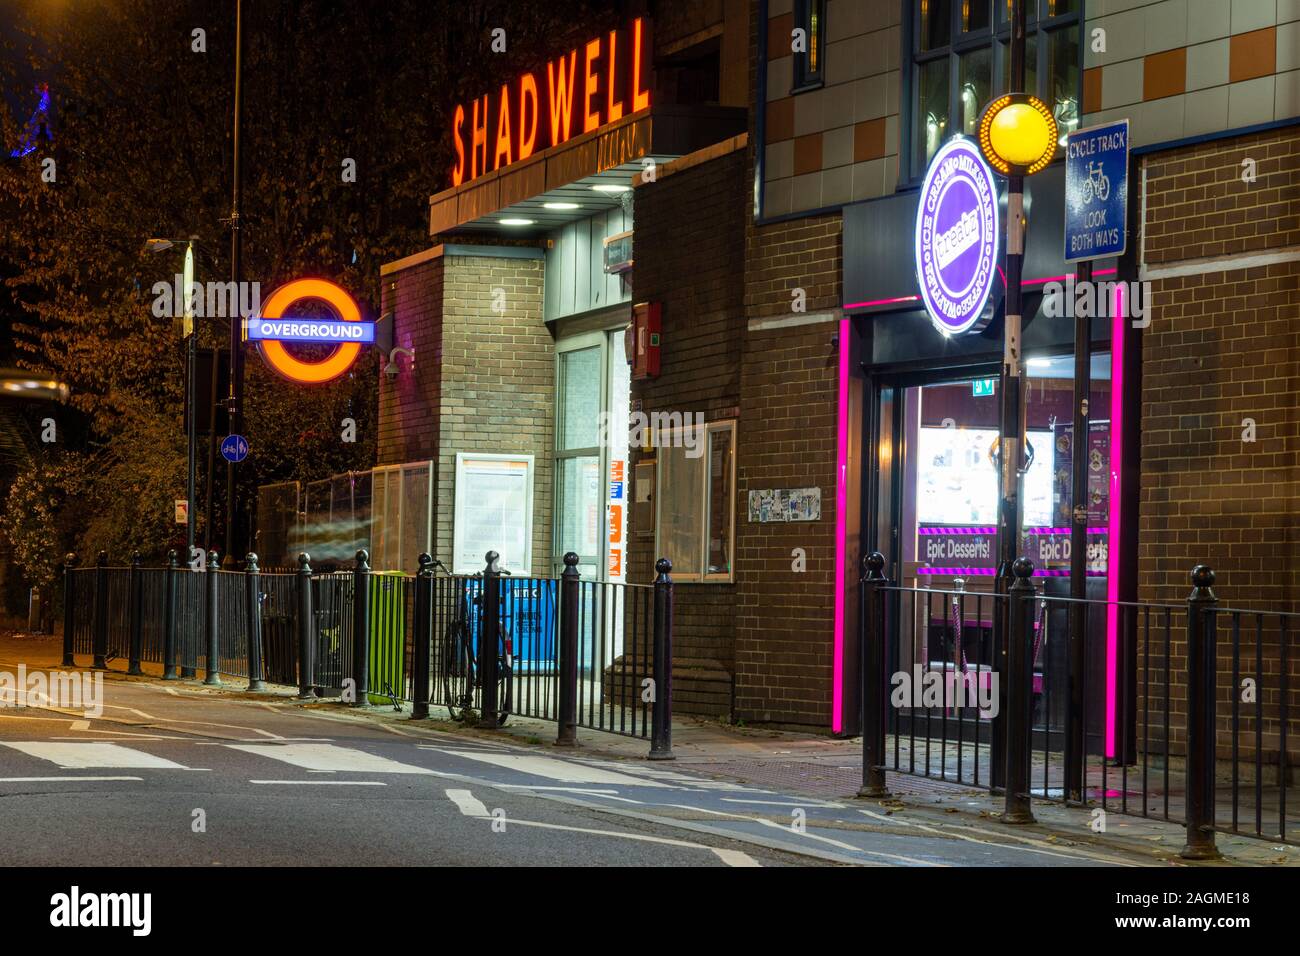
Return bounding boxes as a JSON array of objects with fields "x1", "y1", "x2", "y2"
[
  {"x1": 555, "y1": 334, "x2": 605, "y2": 579},
  {"x1": 873, "y1": 356, "x2": 1113, "y2": 746}
]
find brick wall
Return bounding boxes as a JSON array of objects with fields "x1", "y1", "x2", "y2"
[
  {"x1": 734, "y1": 213, "x2": 842, "y2": 727},
  {"x1": 1139, "y1": 124, "x2": 1300, "y2": 762},
  {"x1": 438, "y1": 254, "x2": 552, "y2": 576},
  {"x1": 628, "y1": 145, "x2": 748, "y2": 717}
]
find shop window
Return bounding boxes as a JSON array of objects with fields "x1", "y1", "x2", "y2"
[
  {"x1": 791, "y1": 0, "x2": 827, "y2": 92},
  {"x1": 655, "y1": 420, "x2": 735, "y2": 582},
  {"x1": 907, "y1": 0, "x2": 1079, "y2": 181}
]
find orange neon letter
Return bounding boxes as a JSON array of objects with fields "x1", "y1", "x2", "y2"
[
  {"x1": 583, "y1": 36, "x2": 602, "y2": 133},
  {"x1": 518, "y1": 72, "x2": 539, "y2": 160},
  {"x1": 547, "y1": 49, "x2": 578, "y2": 147},
  {"x1": 470, "y1": 94, "x2": 489, "y2": 180},
  {"x1": 451, "y1": 103, "x2": 466, "y2": 186},
  {"x1": 606, "y1": 29, "x2": 624, "y2": 123},
  {"x1": 493, "y1": 83, "x2": 513, "y2": 169},
  {"x1": 632, "y1": 17, "x2": 651, "y2": 112}
]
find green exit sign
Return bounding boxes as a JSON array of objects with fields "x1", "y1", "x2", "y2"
[{"x1": 972, "y1": 378, "x2": 996, "y2": 397}]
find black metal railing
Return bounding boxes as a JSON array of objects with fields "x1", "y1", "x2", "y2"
[
  {"x1": 860, "y1": 552, "x2": 1299, "y2": 855},
  {"x1": 59, "y1": 548, "x2": 676, "y2": 755}
]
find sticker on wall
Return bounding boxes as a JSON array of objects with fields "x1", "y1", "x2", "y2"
[{"x1": 747, "y1": 487, "x2": 821, "y2": 523}]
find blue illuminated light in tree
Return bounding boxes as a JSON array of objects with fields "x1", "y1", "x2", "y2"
[{"x1": 10, "y1": 84, "x2": 52, "y2": 158}]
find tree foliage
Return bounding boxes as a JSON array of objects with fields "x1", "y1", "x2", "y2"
[{"x1": 0, "y1": 0, "x2": 619, "y2": 573}]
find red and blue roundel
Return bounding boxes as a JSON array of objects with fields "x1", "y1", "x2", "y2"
[{"x1": 914, "y1": 137, "x2": 1000, "y2": 336}]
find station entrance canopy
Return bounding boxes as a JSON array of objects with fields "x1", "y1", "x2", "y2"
[{"x1": 431, "y1": 16, "x2": 745, "y2": 236}]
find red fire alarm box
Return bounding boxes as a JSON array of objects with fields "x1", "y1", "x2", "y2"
[{"x1": 628, "y1": 301, "x2": 661, "y2": 380}]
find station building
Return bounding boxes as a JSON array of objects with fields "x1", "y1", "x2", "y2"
[{"x1": 625, "y1": 0, "x2": 1300, "y2": 759}]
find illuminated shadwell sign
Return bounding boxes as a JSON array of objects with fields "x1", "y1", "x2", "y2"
[{"x1": 451, "y1": 17, "x2": 652, "y2": 187}]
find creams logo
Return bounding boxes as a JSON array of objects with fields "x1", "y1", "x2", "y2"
[{"x1": 914, "y1": 137, "x2": 999, "y2": 336}]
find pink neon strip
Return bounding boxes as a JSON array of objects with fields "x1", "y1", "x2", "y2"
[
  {"x1": 1020, "y1": 267, "x2": 1118, "y2": 287},
  {"x1": 917, "y1": 526, "x2": 1110, "y2": 535},
  {"x1": 842, "y1": 294, "x2": 920, "y2": 310},
  {"x1": 1105, "y1": 283, "x2": 1125, "y2": 759},
  {"x1": 843, "y1": 268, "x2": 1119, "y2": 311},
  {"x1": 916, "y1": 567, "x2": 1106, "y2": 577},
  {"x1": 832, "y1": 318, "x2": 850, "y2": 734}
]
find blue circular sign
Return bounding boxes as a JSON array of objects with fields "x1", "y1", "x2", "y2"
[
  {"x1": 914, "y1": 137, "x2": 1000, "y2": 336},
  {"x1": 220, "y1": 434, "x2": 249, "y2": 463}
]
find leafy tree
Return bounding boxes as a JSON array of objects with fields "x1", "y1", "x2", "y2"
[{"x1": 0, "y1": 0, "x2": 620, "y2": 573}]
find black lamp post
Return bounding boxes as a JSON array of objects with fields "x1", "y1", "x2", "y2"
[{"x1": 224, "y1": 0, "x2": 245, "y2": 567}]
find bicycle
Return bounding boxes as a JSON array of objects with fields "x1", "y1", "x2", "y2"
[
  {"x1": 1081, "y1": 161, "x2": 1110, "y2": 203},
  {"x1": 432, "y1": 558, "x2": 513, "y2": 725}
]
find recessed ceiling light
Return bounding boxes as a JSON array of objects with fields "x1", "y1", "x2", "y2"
[
  {"x1": 499, "y1": 218, "x2": 535, "y2": 226},
  {"x1": 543, "y1": 201, "x2": 581, "y2": 210},
  {"x1": 1026, "y1": 357, "x2": 1053, "y2": 368},
  {"x1": 591, "y1": 183, "x2": 630, "y2": 193}
]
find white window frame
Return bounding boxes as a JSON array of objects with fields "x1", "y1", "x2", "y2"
[{"x1": 653, "y1": 419, "x2": 736, "y2": 583}]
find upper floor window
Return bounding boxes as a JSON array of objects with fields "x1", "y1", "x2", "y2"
[
  {"x1": 792, "y1": 0, "x2": 827, "y2": 92},
  {"x1": 909, "y1": 0, "x2": 1079, "y2": 181}
]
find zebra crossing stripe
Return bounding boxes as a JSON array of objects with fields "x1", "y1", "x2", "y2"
[
  {"x1": 225, "y1": 743, "x2": 434, "y2": 774},
  {"x1": 1, "y1": 742, "x2": 188, "y2": 770}
]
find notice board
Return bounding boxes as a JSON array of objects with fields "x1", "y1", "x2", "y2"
[{"x1": 453, "y1": 453, "x2": 534, "y2": 574}]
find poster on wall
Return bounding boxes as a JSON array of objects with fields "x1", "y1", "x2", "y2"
[
  {"x1": 1052, "y1": 421, "x2": 1110, "y2": 527},
  {"x1": 453, "y1": 453, "x2": 534, "y2": 574},
  {"x1": 608, "y1": 459, "x2": 626, "y2": 579},
  {"x1": 746, "y1": 487, "x2": 822, "y2": 523}
]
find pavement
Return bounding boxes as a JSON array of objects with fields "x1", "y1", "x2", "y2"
[{"x1": 2, "y1": 630, "x2": 1296, "y2": 868}]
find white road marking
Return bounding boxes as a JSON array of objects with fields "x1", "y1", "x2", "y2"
[
  {"x1": 581, "y1": 762, "x2": 748, "y2": 790},
  {"x1": 250, "y1": 780, "x2": 386, "y2": 786},
  {"x1": 226, "y1": 743, "x2": 434, "y2": 774},
  {"x1": 495, "y1": 785, "x2": 621, "y2": 794},
  {"x1": 660, "y1": 802, "x2": 945, "y2": 867},
  {"x1": 286, "y1": 707, "x2": 419, "y2": 737},
  {"x1": 68, "y1": 720, "x2": 90, "y2": 731},
  {"x1": 0, "y1": 776, "x2": 142, "y2": 783},
  {"x1": 852, "y1": 808, "x2": 1137, "y2": 866},
  {"x1": 722, "y1": 798, "x2": 847, "y2": 809},
  {"x1": 1, "y1": 742, "x2": 188, "y2": 770},
  {"x1": 438, "y1": 750, "x2": 671, "y2": 787},
  {"x1": 447, "y1": 788, "x2": 490, "y2": 817},
  {"x1": 443, "y1": 788, "x2": 758, "y2": 867}
]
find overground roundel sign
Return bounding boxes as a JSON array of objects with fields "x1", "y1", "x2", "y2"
[
  {"x1": 253, "y1": 278, "x2": 363, "y2": 384},
  {"x1": 914, "y1": 136, "x2": 1000, "y2": 336}
]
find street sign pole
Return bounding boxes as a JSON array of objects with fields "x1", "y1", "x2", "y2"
[
  {"x1": 1062, "y1": 117, "x2": 1128, "y2": 796},
  {"x1": 993, "y1": 0, "x2": 1029, "y2": 793},
  {"x1": 225, "y1": 0, "x2": 245, "y2": 569},
  {"x1": 184, "y1": 241, "x2": 197, "y2": 563},
  {"x1": 1066, "y1": 257, "x2": 1091, "y2": 802}
]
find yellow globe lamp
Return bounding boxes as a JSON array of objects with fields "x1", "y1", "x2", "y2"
[{"x1": 977, "y1": 93, "x2": 1058, "y2": 177}]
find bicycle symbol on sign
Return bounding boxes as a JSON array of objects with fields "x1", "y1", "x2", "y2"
[{"x1": 1081, "y1": 161, "x2": 1110, "y2": 203}]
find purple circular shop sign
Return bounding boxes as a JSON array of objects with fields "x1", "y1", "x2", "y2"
[{"x1": 914, "y1": 137, "x2": 1000, "y2": 335}]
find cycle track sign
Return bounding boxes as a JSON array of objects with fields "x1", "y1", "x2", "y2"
[{"x1": 1064, "y1": 119, "x2": 1129, "y2": 263}]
